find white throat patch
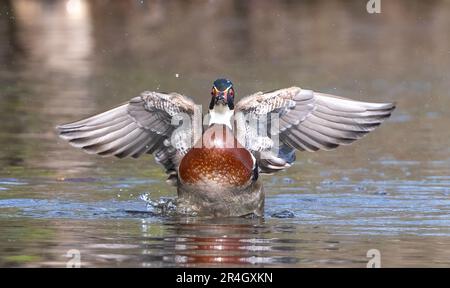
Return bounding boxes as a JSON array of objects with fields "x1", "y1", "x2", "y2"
[{"x1": 208, "y1": 105, "x2": 234, "y2": 129}]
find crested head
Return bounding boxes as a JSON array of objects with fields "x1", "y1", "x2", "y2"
[
  {"x1": 210, "y1": 78, "x2": 235, "y2": 110},
  {"x1": 213, "y1": 78, "x2": 233, "y2": 91}
]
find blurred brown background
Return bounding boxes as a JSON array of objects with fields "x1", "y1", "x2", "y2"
[
  {"x1": 1, "y1": 0, "x2": 449, "y2": 172},
  {"x1": 0, "y1": 0, "x2": 449, "y2": 267}
]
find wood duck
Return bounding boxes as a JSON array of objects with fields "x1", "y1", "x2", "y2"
[{"x1": 57, "y1": 78, "x2": 395, "y2": 217}]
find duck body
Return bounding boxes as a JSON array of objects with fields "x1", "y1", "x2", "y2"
[
  {"x1": 177, "y1": 124, "x2": 264, "y2": 217},
  {"x1": 56, "y1": 78, "x2": 395, "y2": 218}
]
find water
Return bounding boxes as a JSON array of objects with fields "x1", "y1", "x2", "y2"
[{"x1": 0, "y1": 0, "x2": 450, "y2": 267}]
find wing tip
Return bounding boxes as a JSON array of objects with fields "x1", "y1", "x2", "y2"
[
  {"x1": 55, "y1": 123, "x2": 69, "y2": 133},
  {"x1": 370, "y1": 101, "x2": 396, "y2": 112},
  {"x1": 375, "y1": 101, "x2": 396, "y2": 120}
]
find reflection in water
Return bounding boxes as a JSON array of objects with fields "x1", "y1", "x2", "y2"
[
  {"x1": 0, "y1": 0, "x2": 450, "y2": 267},
  {"x1": 164, "y1": 218, "x2": 302, "y2": 266},
  {"x1": 142, "y1": 218, "x2": 281, "y2": 266}
]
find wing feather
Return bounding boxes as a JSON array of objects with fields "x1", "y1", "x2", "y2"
[
  {"x1": 56, "y1": 91, "x2": 196, "y2": 175},
  {"x1": 236, "y1": 86, "x2": 395, "y2": 172}
]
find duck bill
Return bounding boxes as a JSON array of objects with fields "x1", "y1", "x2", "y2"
[{"x1": 215, "y1": 91, "x2": 227, "y2": 105}]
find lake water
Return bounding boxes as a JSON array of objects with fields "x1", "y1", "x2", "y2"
[{"x1": 0, "y1": 0, "x2": 449, "y2": 267}]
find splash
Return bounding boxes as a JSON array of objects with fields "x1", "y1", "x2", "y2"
[
  {"x1": 139, "y1": 193, "x2": 177, "y2": 216},
  {"x1": 138, "y1": 193, "x2": 201, "y2": 217}
]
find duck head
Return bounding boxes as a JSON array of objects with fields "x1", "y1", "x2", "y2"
[
  {"x1": 208, "y1": 78, "x2": 235, "y2": 129},
  {"x1": 209, "y1": 78, "x2": 235, "y2": 110}
]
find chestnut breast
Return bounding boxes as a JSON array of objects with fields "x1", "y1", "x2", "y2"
[{"x1": 179, "y1": 124, "x2": 254, "y2": 187}]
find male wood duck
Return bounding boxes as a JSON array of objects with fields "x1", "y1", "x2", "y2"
[{"x1": 57, "y1": 79, "x2": 395, "y2": 217}]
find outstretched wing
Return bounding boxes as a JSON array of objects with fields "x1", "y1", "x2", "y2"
[
  {"x1": 235, "y1": 87, "x2": 395, "y2": 172},
  {"x1": 57, "y1": 91, "x2": 196, "y2": 175}
]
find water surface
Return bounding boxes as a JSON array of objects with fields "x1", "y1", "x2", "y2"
[{"x1": 0, "y1": 0, "x2": 449, "y2": 267}]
